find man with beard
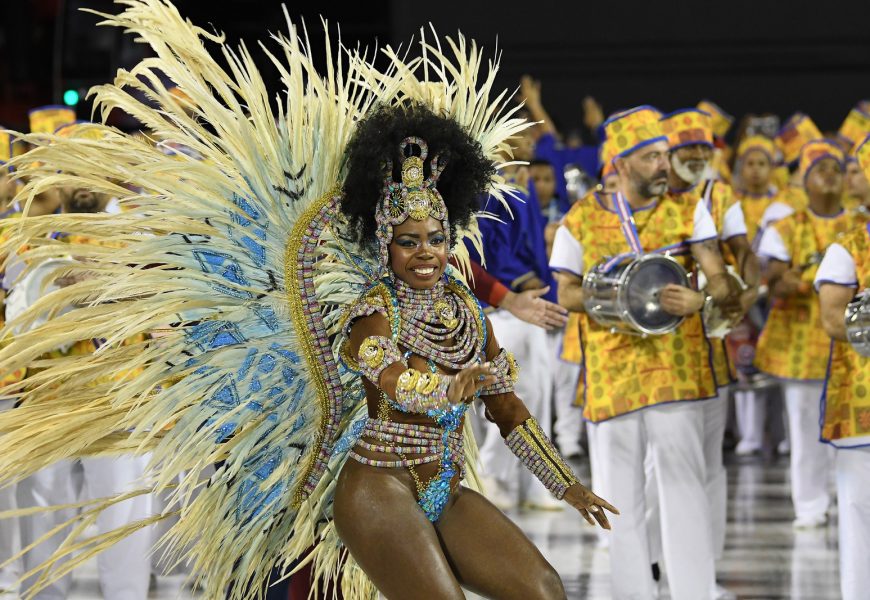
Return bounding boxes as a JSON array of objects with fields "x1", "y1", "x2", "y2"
[
  {"x1": 12, "y1": 123, "x2": 154, "y2": 600},
  {"x1": 755, "y1": 140, "x2": 858, "y2": 529},
  {"x1": 657, "y1": 109, "x2": 759, "y2": 599},
  {"x1": 550, "y1": 106, "x2": 736, "y2": 600}
]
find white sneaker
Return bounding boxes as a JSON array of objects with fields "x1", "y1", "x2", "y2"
[
  {"x1": 479, "y1": 476, "x2": 517, "y2": 511},
  {"x1": 793, "y1": 513, "x2": 828, "y2": 529},
  {"x1": 713, "y1": 582, "x2": 737, "y2": 600}
]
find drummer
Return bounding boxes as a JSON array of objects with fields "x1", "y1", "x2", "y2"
[
  {"x1": 755, "y1": 139, "x2": 858, "y2": 529},
  {"x1": 549, "y1": 105, "x2": 736, "y2": 600},
  {"x1": 660, "y1": 108, "x2": 760, "y2": 595},
  {"x1": 813, "y1": 132, "x2": 870, "y2": 600}
]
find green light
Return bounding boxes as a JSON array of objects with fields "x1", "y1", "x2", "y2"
[{"x1": 63, "y1": 89, "x2": 80, "y2": 106}]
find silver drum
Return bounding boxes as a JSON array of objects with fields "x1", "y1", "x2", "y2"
[
  {"x1": 845, "y1": 291, "x2": 870, "y2": 357},
  {"x1": 582, "y1": 254, "x2": 690, "y2": 337}
]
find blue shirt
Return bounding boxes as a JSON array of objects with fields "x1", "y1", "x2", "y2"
[{"x1": 534, "y1": 132, "x2": 599, "y2": 213}]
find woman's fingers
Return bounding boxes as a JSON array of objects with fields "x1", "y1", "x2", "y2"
[
  {"x1": 594, "y1": 495, "x2": 619, "y2": 515},
  {"x1": 591, "y1": 507, "x2": 611, "y2": 530},
  {"x1": 578, "y1": 507, "x2": 595, "y2": 526}
]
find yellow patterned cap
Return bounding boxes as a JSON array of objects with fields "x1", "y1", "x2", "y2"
[
  {"x1": 28, "y1": 105, "x2": 76, "y2": 135},
  {"x1": 776, "y1": 113, "x2": 822, "y2": 165},
  {"x1": 736, "y1": 135, "x2": 776, "y2": 161},
  {"x1": 856, "y1": 134, "x2": 870, "y2": 182},
  {"x1": 599, "y1": 137, "x2": 617, "y2": 178},
  {"x1": 837, "y1": 106, "x2": 870, "y2": 150},
  {"x1": 696, "y1": 100, "x2": 733, "y2": 138},
  {"x1": 798, "y1": 139, "x2": 844, "y2": 185},
  {"x1": 602, "y1": 105, "x2": 666, "y2": 159},
  {"x1": 660, "y1": 109, "x2": 713, "y2": 150}
]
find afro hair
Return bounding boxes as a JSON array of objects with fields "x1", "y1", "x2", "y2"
[{"x1": 340, "y1": 102, "x2": 495, "y2": 248}]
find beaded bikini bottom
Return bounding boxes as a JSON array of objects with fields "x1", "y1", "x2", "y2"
[{"x1": 348, "y1": 409, "x2": 467, "y2": 522}]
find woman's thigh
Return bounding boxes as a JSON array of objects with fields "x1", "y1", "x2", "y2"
[
  {"x1": 333, "y1": 459, "x2": 464, "y2": 600},
  {"x1": 435, "y1": 487, "x2": 566, "y2": 600}
]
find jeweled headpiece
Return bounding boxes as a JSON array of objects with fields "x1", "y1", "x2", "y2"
[{"x1": 375, "y1": 136, "x2": 450, "y2": 269}]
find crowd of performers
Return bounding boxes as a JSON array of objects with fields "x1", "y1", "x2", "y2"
[{"x1": 0, "y1": 3, "x2": 867, "y2": 600}]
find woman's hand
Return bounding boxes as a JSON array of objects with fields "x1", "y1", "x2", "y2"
[
  {"x1": 447, "y1": 363, "x2": 497, "y2": 404},
  {"x1": 562, "y1": 483, "x2": 619, "y2": 529},
  {"x1": 659, "y1": 284, "x2": 705, "y2": 316}
]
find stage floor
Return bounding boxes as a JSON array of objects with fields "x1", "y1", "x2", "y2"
[{"x1": 2, "y1": 452, "x2": 840, "y2": 599}]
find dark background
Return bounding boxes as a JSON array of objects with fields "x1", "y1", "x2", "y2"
[{"x1": 2, "y1": 0, "x2": 869, "y2": 140}]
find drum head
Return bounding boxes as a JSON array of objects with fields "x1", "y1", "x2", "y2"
[{"x1": 622, "y1": 256, "x2": 688, "y2": 334}]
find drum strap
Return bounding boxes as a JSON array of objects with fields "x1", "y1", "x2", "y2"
[{"x1": 604, "y1": 192, "x2": 690, "y2": 271}]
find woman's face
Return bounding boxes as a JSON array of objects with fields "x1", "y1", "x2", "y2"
[{"x1": 389, "y1": 216, "x2": 448, "y2": 289}]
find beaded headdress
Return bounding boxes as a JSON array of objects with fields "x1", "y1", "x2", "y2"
[{"x1": 376, "y1": 136, "x2": 450, "y2": 269}]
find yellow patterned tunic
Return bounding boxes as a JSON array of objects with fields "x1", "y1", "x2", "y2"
[
  {"x1": 736, "y1": 190, "x2": 778, "y2": 245},
  {"x1": 755, "y1": 209, "x2": 856, "y2": 380},
  {"x1": 556, "y1": 191, "x2": 717, "y2": 423},
  {"x1": 820, "y1": 225, "x2": 870, "y2": 447}
]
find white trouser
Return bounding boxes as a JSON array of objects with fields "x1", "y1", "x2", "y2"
[
  {"x1": 0, "y1": 400, "x2": 20, "y2": 589},
  {"x1": 586, "y1": 419, "x2": 609, "y2": 546},
  {"x1": 703, "y1": 389, "x2": 728, "y2": 559},
  {"x1": 595, "y1": 401, "x2": 715, "y2": 600},
  {"x1": 479, "y1": 310, "x2": 552, "y2": 503},
  {"x1": 837, "y1": 447, "x2": 870, "y2": 600},
  {"x1": 781, "y1": 380, "x2": 832, "y2": 520},
  {"x1": 735, "y1": 388, "x2": 765, "y2": 450},
  {"x1": 547, "y1": 329, "x2": 582, "y2": 456},
  {"x1": 17, "y1": 456, "x2": 154, "y2": 600}
]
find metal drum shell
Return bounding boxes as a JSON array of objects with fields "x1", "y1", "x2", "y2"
[
  {"x1": 582, "y1": 254, "x2": 690, "y2": 337},
  {"x1": 845, "y1": 291, "x2": 870, "y2": 357}
]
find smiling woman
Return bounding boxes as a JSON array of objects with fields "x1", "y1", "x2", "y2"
[{"x1": 390, "y1": 218, "x2": 448, "y2": 286}]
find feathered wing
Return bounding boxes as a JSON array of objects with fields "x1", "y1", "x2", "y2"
[{"x1": 0, "y1": 1, "x2": 528, "y2": 597}]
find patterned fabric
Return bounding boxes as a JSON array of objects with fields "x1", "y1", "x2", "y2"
[
  {"x1": 737, "y1": 190, "x2": 778, "y2": 245},
  {"x1": 821, "y1": 225, "x2": 870, "y2": 446},
  {"x1": 838, "y1": 106, "x2": 870, "y2": 150},
  {"x1": 602, "y1": 106, "x2": 666, "y2": 159},
  {"x1": 776, "y1": 113, "x2": 823, "y2": 165},
  {"x1": 27, "y1": 105, "x2": 76, "y2": 135},
  {"x1": 856, "y1": 134, "x2": 870, "y2": 181},
  {"x1": 755, "y1": 209, "x2": 856, "y2": 380},
  {"x1": 660, "y1": 108, "x2": 714, "y2": 150},
  {"x1": 798, "y1": 140, "x2": 844, "y2": 184},
  {"x1": 696, "y1": 100, "x2": 733, "y2": 139},
  {"x1": 559, "y1": 190, "x2": 717, "y2": 422},
  {"x1": 505, "y1": 417, "x2": 579, "y2": 499}
]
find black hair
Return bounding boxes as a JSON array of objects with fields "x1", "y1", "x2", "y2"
[
  {"x1": 341, "y1": 102, "x2": 495, "y2": 247},
  {"x1": 529, "y1": 159, "x2": 554, "y2": 169}
]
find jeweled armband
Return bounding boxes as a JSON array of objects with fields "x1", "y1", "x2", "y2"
[
  {"x1": 395, "y1": 368, "x2": 454, "y2": 414},
  {"x1": 506, "y1": 417, "x2": 580, "y2": 499},
  {"x1": 479, "y1": 348, "x2": 519, "y2": 395},
  {"x1": 358, "y1": 336, "x2": 403, "y2": 385}
]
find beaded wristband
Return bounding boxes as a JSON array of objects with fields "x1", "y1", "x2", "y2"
[
  {"x1": 358, "y1": 335, "x2": 404, "y2": 385},
  {"x1": 479, "y1": 348, "x2": 519, "y2": 395},
  {"x1": 505, "y1": 417, "x2": 580, "y2": 499},
  {"x1": 395, "y1": 368, "x2": 454, "y2": 413}
]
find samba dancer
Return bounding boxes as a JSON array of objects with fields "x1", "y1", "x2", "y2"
[
  {"x1": 814, "y1": 134, "x2": 870, "y2": 600},
  {"x1": 0, "y1": 4, "x2": 615, "y2": 598},
  {"x1": 755, "y1": 139, "x2": 858, "y2": 528},
  {"x1": 550, "y1": 106, "x2": 735, "y2": 600}
]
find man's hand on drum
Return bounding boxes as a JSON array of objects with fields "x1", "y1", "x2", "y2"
[
  {"x1": 501, "y1": 286, "x2": 569, "y2": 330},
  {"x1": 704, "y1": 272, "x2": 743, "y2": 318},
  {"x1": 447, "y1": 363, "x2": 497, "y2": 404},
  {"x1": 563, "y1": 483, "x2": 619, "y2": 529},
  {"x1": 659, "y1": 284, "x2": 705, "y2": 316}
]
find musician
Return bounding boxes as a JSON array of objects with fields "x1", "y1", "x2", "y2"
[
  {"x1": 550, "y1": 106, "x2": 735, "y2": 600},
  {"x1": 660, "y1": 108, "x2": 759, "y2": 597},
  {"x1": 772, "y1": 113, "x2": 824, "y2": 216},
  {"x1": 729, "y1": 135, "x2": 782, "y2": 455},
  {"x1": 813, "y1": 134, "x2": 870, "y2": 600},
  {"x1": 696, "y1": 100, "x2": 735, "y2": 184},
  {"x1": 755, "y1": 139, "x2": 858, "y2": 529}
]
